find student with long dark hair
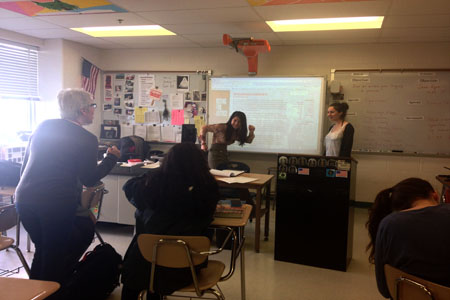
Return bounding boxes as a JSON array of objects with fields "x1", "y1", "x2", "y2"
[
  {"x1": 199, "y1": 111, "x2": 255, "y2": 168},
  {"x1": 121, "y1": 143, "x2": 220, "y2": 300},
  {"x1": 324, "y1": 102, "x2": 354, "y2": 157},
  {"x1": 366, "y1": 178, "x2": 450, "y2": 298}
]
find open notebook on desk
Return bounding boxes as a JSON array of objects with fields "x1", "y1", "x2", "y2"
[
  {"x1": 216, "y1": 176, "x2": 257, "y2": 184},
  {"x1": 210, "y1": 169, "x2": 245, "y2": 177}
]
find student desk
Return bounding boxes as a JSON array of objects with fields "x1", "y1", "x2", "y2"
[
  {"x1": 0, "y1": 277, "x2": 60, "y2": 299},
  {"x1": 0, "y1": 186, "x2": 15, "y2": 202},
  {"x1": 214, "y1": 173, "x2": 274, "y2": 253},
  {"x1": 436, "y1": 175, "x2": 450, "y2": 203},
  {"x1": 211, "y1": 204, "x2": 252, "y2": 300}
]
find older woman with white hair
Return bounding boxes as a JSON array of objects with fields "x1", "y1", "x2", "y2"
[{"x1": 15, "y1": 88, "x2": 120, "y2": 297}]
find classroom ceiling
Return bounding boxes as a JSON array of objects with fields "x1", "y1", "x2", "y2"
[{"x1": 0, "y1": 0, "x2": 449, "y2": 49}]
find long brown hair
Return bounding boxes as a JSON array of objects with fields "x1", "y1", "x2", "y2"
[
  {"x1": 225, "y1": 111, "x2": 248, "y2": 146},
  {"x1": 366, "y1": 177, "x2": 435, "y2": 263}
]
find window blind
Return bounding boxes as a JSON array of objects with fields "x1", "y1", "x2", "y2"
[{"x1": 0, "y1": 40, "x2": 39, "y2": 101}]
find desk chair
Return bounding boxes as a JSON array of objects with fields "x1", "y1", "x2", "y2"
[
  {"x1": 81, "y1": 182, "x2": 108, "y2": 244},
  {"x1": 137, "y1": 233, "x2": 226, "y2": 300},
  {"x1": 0, "y1": 204, "x2": 31, "y2": 277},
  {"x1": 384, "y1": 264, "x2": 450, "y2": 300}
]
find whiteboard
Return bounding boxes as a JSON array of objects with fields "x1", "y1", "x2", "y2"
[
  {"x1": 208, "y1": 77, "x2": 327, "y2": 155},
  {"x1": 333, "y1": 70, "x2": 450, "y2": 155}
]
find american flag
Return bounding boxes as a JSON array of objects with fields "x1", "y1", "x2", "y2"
[{"x1": 81, "y1": 58, "x2": 100, "y2": 98}]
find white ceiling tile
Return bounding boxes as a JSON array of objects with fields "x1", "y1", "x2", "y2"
[
  {"x1": 380, "y1": 27, "x2": 450, "y2": 42},
  {"x1": 36, "y1": 12, "x2": 152, "y2": 28},
  {"x1": 165, "y1": 22, "x2": 272, "y2": 35},
  {"x1": 100, "y1": 35, "x2": 200, "y2": 48},
  {"x1": 254, "y1": 1, "x2": 391, "y2": 20},
  {"x1": 16, "y1": 28, "x2": 89, "y2": 39},
  {"x1": 383, "y1": 14, "x2": 450, "y2": 28},
  {"x1": 276, "y1": 29, "x2": 381, "y2": 41},
  {"x1": 137, "y1": 7, "x2": 262, "y2": 25},
  {"x1": 0, "y1": 17, "x2": 59, "y2": 30},
  {"x1": 282, "y1": 38, "x2": 378, "y2": 45},
  {"x1": 109, "y1": 0, "x2": 248, "y2": 12},
  {"x1": 0, "y1": 7, "x2": 29, "y2": 18},
  {"x1": 388, "y1": 0, "x2": 450, "y2": 15}
]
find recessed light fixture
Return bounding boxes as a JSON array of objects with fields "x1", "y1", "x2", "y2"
[
  {"x1": 71, "y1": 25, "x2": 176, "y2": 37},
  {"x1": 266, "y1": 16, "x2": 384, "y2": 32}
]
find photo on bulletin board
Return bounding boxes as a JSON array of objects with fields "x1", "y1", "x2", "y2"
[
  {"x1": 114, "y1": 98, "x2": 121, "y2": 106},
  {"x1": 184, "y1": 92, "x2": 191, "y2": 100},
  {"x1": 193, "y1": 91, "x2": 200, "y2": 101},
  {"x1": 100, "y1": 125, "x2": 120, "y2": 139},
  {"x1": 177, "y1": 75, "x2": 189, "y2": 91},
  {"x1": 125, "y1": 100, "x2": 134, "y2": 108},
  {"x1": 113, "y1": 108, "x2": 122, "y2": 115}
]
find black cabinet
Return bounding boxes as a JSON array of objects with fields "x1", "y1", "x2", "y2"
[{"x1": 274, "y1": 154, "x2": 357, "y2": 271}]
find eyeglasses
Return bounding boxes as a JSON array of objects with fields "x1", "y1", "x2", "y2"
[{"x1": 89, "y1": 103, "x2": 97, "y2": 108}]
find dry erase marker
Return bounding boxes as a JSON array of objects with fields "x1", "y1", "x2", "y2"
[{"x1": 391, "y1": 150, "x2": 403, "y2": 153}]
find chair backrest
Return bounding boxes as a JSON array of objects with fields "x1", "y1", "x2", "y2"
[
  {"x1": 384, "y1": 264, "x2": 450, "y2": 300},
  {"x1": 216, "y1": 161, "x2": 250, "y2": 173},
  {"x1": 0, "y1": 204, "x2": 18, "y2": 232},
  {"x1": 81, "y1": 182, "x2": 106, "y2": 221},
  {"x1": 137, "y1": 234, "x2": 209, "y2": 268}
]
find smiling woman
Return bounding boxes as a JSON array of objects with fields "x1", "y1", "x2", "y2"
[{"x1": 324, "y1": 102, "x2": 354, "y2": 157}]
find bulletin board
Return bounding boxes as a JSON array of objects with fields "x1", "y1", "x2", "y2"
[
  {"x1": 101, "y1": 71, "x2": 209, "y2": 143},
  {"x1": 331, "y1": 69, "x2": 450, "y2": 156}
]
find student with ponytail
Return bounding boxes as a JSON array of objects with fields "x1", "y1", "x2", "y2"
[{"x1": 366, "y1": 178, "x2": 450, "y2": 298}]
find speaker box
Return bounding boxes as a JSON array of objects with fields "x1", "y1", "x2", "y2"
[{"x1": 181, "y1": 124, "x2": 197, "y2": 143}]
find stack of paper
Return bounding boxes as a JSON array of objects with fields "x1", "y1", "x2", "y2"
[
  {"x1": 210, "y1": 169, "x2": 245, "y2": 177},
  {"x1": 216, "y1": 177, "x2": 257, "y2": 184}
]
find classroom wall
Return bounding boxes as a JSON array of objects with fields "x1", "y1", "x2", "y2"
[{"x1": 100, "y1": 42, "x2": 450, "y2": 202}]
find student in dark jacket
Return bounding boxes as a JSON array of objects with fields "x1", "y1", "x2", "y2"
[
  {"x1": 121, "y1": 142, "x2": 220, "y2": 300},
  {"x1": 366, "y1": 178, "x2": 450, "y2": 298},
  {"x1": 15, "y1": 89, "x2": 120, "y2": 298},
  {"x1": 324, "y1": 102, "x2": 354, "y2": 157}
]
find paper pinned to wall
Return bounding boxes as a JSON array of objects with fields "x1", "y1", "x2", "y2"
[
  {"x1": 171, "y1": 109, "x2": 184, "y2": 125},
  {"x1": 134, "y1": 107, "x2": 147, "y2": 123},
  {"x1": 161, "y1": 124, "x2": 175, "y2": 142},
  {"x1": 138, "y1": 74, "x2": 155, "y2": 106},
  {"x1": 145, "y1": 110, "x2": 161, "y2": 124},
  {"x1": 120, "y1": 124, "x2": 134, "y2": 137},
  {"x1": 194, "y1": 115, "x2": 205, "y2": 136},
  {"x1": 170, "y1": 93, "x2": 183, "y2": 110},
  {"x1": 146, "y1": 124, "x2": 161, "y2": 141},
  {"x1": 134, "y1": 125, "x2": 147, "y2": 140}
]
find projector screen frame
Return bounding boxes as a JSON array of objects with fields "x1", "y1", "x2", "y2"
[{"x1": 207, "y1": 76, "x2": 327, "y2": 155}]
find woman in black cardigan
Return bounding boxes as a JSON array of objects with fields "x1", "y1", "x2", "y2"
[
  {"x1": 324, "y1": 102, "x2": 354, "y2": 157},
  {"x1": 121, "y1": 143, "x2": 220, "y2": 300}
]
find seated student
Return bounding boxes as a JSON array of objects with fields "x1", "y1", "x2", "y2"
[
  {"x1": 366, "y1": 178, "x2": 450, "y2": 298},
  {"x1": 121, "y1": 143, "x2": 220, "y2": 300}
]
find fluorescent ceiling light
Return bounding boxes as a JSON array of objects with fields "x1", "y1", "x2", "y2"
[
  {"x1": 71, "y1": 25, "x2": 176, "y2": 37},
  {"x1": 266, "y1": 16, "x2": 384, "y2": 32}
]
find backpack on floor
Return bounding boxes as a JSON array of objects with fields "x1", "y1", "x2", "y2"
[{"x1": 66, "y1": 243, "x2": 122, "y2": 300}]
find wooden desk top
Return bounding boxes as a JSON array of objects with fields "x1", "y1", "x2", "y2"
[
  {"x1": 0, "y1": 277, "x2": 60, "y2": 300},
  {"x1": 214, "y1": 173, "x2": 274, "y2": 189},
  {"x1": 211, "y1": 204, "x2": 252, "y2": 227},
  {"x1": 0, "y1": 186, "x2": 16, "y2": 197}
]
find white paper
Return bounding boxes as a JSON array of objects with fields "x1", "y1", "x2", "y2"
[
  {"x1": 210, "y1": 169, "x2": 245, "y2": 177},
  {"x1": 138, "y1": 74, "x2": 155, "y2": 107},
  {"x1": 145, "y1": 110, "x2": 161, "y2": 124},
  {"x1": 134, "y1": 125, "x2": 147, "y2": 140},
  {"x1": 170, "y1": 93, "x2": 184, "y2": 110},
  {"x1": 161, "y1": 124, "x2": 175, "y2": 142},
  {"x1": 142, "y1": 161, "x2": 161, "y2": 169},
  {"x1": 120, "y1": 124, "x2": 134, "y2": 137},
  {"x1": 146, "y1": 125, "x2": 161, "y2": 141},
  {"x1": 216, "y1": 177, "x2": 258, "y2": 184}
]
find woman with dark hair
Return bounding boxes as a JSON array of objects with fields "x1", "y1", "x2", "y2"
[
  {"x1": 121, "y1": 143, "x2": 220, "y2": 300},
  {"x1": 366, "y1": 178, "x2": 450, "y2": 298},
  {"x1": 324, "y1": 102, "x2": 354, "y2": 157},
  {"x1": 199, "y1": 111, "x2": 255, "y2": 168}
]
